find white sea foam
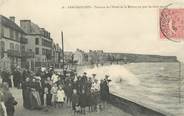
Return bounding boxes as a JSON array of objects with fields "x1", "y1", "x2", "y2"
[
  {"x1": 76, "y1": 63, "x2": 182, "y2": 115},
  {"x1": 78, "y1": 65, "x2": 140, "y2": 86},
  {"x1": 159, "y1": 67, "x2": 165, "y2": 71}
]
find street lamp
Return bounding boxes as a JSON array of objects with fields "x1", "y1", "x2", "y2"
[{"x1": 61, "y1": 31, "x2": 65, "y2": 76}]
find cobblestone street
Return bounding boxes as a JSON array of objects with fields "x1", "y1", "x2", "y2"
[{"x1": 11, "y1": 88, "x2": 132, "y2": 116}]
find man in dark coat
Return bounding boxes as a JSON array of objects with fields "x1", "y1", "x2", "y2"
[
  {"x1": 65, "y1": 82, "x2": 73, "y2": 104},
  {"x1": 81, "y1": 72, "x2": 87, "y2": 82},
  {"x1": 13, "y1": 69, "x2": 22, "y2": 89},
  {"x1": 71, "y1": 89, "x2": 79, "y2": 112},
  {"x1": 100, "y1": 75, "x2": 111, "y2": 109},
  {"x1": 102, "y1": 75, "x2": 110, "y2": 101},
  {"x1": 79, "y1": 89, "x2": 87, "y2": 114},
  {"x1": 86, "y1": 77, "x2": 92, "y2": 112},
  {"x1": 1, "y1": 70, "x2": 11, "y2": 87},
  {"x1": 75, "y1": 76, "x2": 82, "y2": 95},
  {"x1": 22, "y1": 69, "x2": 29, "y2": 82},
  {"x1": 44, "y1": 77, "x2": 52, "y2": 106},
  {"x1": 79, "y1": 72, "x2": 87, "y2": 93}
]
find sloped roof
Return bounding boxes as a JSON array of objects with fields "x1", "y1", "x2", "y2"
[
  {"x1": 0, "y1": 15, "x2": 24, "y2": 33},
  {"x1": 30, "y1": 21, "x2": 42, "y2": 35},
  {"x1": 20, "y1": 20, "x2": 51, "y2": 40}
]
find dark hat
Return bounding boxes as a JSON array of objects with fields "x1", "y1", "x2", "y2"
[
  {"x1": 105, "y1": 75, "x2": 109, "y2": 78},
  {"x1": 83, "y1": 72, "x2": 87, "y2": 74},
  {"x1": 92, "y1": 74, "x2": 96, "y2": 76}
]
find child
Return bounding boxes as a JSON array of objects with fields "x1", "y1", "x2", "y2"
[
  {"x1": 56, "y1": 85, "x2": 65, "y2": 108},
  {"x1": 71, "y1": 89, "x2": 79, "y2": 115},
  {"x1": 51, "y1": 84, "x2": 58, "y2": 107}
]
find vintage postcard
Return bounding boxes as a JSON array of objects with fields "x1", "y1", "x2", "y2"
[{"x1": 0, "y1": 0, "x2": 184, "y2": 116}]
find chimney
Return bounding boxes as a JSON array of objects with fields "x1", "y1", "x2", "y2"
[
  {"x1": 9, "y1": 16, "x2": 15, "y2": 22},
  {"x1": 20, "y1": 20, "x2": 31, "y2": 33}
]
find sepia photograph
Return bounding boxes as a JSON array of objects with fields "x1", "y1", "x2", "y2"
[{"x1": 0, "y1": 0, "x2": 184, "y2": 116}]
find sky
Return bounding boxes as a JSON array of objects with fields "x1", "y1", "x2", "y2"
[{"x1": 0, "y1": 0, "x2": 184, "y2": 61}]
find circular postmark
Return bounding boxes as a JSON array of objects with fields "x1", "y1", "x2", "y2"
[{"x1": 160, "y1": 3, "x2": 184, "y2": 42}]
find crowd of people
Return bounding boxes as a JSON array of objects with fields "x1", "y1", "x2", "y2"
[
  {"x1": 0, "y1": 66, "x2": 111, "y2": 116},
  {"x1": 0, "y1": 67, "x2": 22, "y2": 89}
]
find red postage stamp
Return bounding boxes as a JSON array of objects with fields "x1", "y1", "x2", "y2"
[{"x1": 160, "y1": 8, "x2": 184, "y2": 42}]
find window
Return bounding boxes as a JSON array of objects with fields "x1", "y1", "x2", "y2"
[
  {"x1": 10, "y1": 43, "x2": 14, "y2": 50},
  {"x1": 35, "y1": 38, "x2": 39, "y2": 45},
  {"x1": 15, "y1": 32, "x2": 19, "y2": 41},
  {"x1": 21, "y1": 45, "x2": 25, "y2": 52},
  {"x1": 29, "y1": 49, "x2": 32, "y2": 52},
  {"x1": 3, "y1": 26, "x2": 9, "y2": 38},
  {"x1": 15, "y1": 44, "x2": 19, "y2": 51},
  {"x1": 0, "y1": 41, "x2": 5, "y2": 50},
  {"x1": 42, "y1": 48, "x2": 46, "y2": 55},
  {"x1": 36, "y1": 57, "x2": 41, "y2": 62},
  {"x1": 35, "y1": 48, "x2": 39, "y2": 55},
  {"x1": 0, "y1": 41, "x2": 5, "y2": 58},
  {"x1": 10, "y1": 29, "x2": 14, "y2": 39}
]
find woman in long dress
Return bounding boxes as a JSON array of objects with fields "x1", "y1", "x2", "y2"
[
  {"x1": 29, "y1": 78, "x2": 41, "y2": 109},
  {"x1": 22, "y1": 77, "x2": 31, "y2": 109}
]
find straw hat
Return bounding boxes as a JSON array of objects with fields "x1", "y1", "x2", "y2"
[{"x1": 34, "y1": 76, "x2": 41, "y2": 80}]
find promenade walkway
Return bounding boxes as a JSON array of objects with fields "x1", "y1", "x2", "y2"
[{"x1": 11, "y1": 88, "x2": 132, "y2": 116}]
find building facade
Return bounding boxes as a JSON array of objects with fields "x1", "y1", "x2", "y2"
[
  {"x1": 88, "y1": 50, "x2": 104, "y2": 64},
  {"x1": 52, "y1": 43, "x2": 62, "y2": 68},
  {"x1": 20, "y1": 20, "x2": 53, "y2": 70},
  {"x1": 0, "y1": 15, "x2": 33, "y2": 71}
]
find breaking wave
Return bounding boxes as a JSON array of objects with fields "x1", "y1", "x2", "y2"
[{"x1": 77, "y1": 65, "x2": 140, "y2": 86}]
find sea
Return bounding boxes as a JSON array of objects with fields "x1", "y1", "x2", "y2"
[{"x1": 77, "y1": 62, "x2": 184, "y2": 116}]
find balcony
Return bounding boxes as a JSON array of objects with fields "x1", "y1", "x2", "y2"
[
  {"x1": 21, "y1": 51, "x2": 34, "y2": 58},
  {"x1": 7, "y1": 50, "x2": 34, "y2": 58},
  {"x1": 7, "y1": 49, "x2": 21, "y2": 57}
]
